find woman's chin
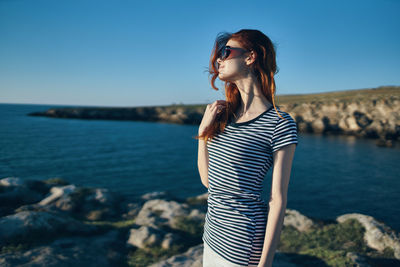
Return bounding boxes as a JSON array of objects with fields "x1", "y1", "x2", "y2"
[{"x1": 218, "y1": 73, "x2": 228, "y2": 81}]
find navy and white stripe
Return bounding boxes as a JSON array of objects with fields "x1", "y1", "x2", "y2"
[{"x1": 202, "y1": 105, "x2": 298, "y2": 266}]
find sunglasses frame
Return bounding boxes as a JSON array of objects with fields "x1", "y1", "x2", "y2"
[{"x1": 218, "y1": 45, "x2": 250, "y2": 61}]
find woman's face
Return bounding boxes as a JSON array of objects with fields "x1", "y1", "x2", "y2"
[{"x1": 217, "y1": 39, "x2": 252, "y2": 82}]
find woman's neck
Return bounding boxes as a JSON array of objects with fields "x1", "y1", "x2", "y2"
[{"x1": 234, "y1": 74, "x2": 271, "y2": 114}]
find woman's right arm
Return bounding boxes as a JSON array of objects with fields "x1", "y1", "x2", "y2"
[
  {"x1": 197, "y1": 132, "x2": 209, "y2": 188},
  {"x1": 197, "y1": 100, "x2": 227, "y2": 189}
]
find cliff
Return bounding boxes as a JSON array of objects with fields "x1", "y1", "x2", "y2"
[{"x1": 28, "y1": 85, "x2": 400, "y2": 147}]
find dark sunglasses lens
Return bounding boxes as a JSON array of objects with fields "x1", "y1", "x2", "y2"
[{"x1": 221, "y1": 47, "x2": 230, "y2": 60}]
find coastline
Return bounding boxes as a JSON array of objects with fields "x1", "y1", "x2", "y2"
[{"x1": 27, "y1": 86, "x2": 400, "y2": 148}]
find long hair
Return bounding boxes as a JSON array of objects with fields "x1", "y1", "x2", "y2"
[{"x1": 195, "y1": 29, "x2": 286, "y2": 142}]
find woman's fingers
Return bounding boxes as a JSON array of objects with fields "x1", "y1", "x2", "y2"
[
  {"x1": 199, "y1": 100, "x2": 227, "y2": 131},
  {"x1": 213, "y1": 100, "x2": 227, "y2": 113},
  {"x1": 205, "y1": 100, "x2": 226, "y2": 116}
]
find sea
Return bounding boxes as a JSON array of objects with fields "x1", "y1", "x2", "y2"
[{"x1": 1, "y1": 103, "x2": 399, "y2": 232}]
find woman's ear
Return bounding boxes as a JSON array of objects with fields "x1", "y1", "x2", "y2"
[{"x1": 245, "y1": 50, "x2": 256, "y2": 66}]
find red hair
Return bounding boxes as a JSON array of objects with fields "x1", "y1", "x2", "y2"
[{"x1": 195, "y1": 29, "x2": 286, "y2": 142}]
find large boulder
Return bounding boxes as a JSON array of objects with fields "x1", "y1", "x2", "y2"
[
  {"x1": 135, "y1": 199, "x2": 190, "y2": 229},
  {"x1": 27, "y1": 185, "x2": 123, "y2": 221},
  {"x1": 337, "y1": 213, "x2": 400, "y2": 259},
  {"x1": 0, "y1": 210, "x2": 98, "y2": 245},
  {"x1": 0, "y1": 177, "x2": 49, "y2": 216},
  {"x1": 284, "y1": 209, "x2": 315, "y2": 232},
  {"x1": 0, "y1": 230, "x2": 123, "y2": 267},
  {"x1": 127, "y1": 225, "x2": 179, "y2": 250}
]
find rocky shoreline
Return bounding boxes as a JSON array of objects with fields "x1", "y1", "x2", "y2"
[
  {"x1": 1, "y1": 177, "x2": 399, "y2": 266},
  {"x1": 27, "y1": 86, "x2": 400, "y2": 148}
]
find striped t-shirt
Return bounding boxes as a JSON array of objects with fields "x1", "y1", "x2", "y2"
[{"x1": 202, "y1": 105, "x2": 298, "y2": 266}]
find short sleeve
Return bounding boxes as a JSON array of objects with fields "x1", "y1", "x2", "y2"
[{"x1": 271, "y1": 113, "x2": 298, "y2": 153}]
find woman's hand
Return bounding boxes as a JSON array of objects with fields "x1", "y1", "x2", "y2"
[{"x1": 198, "y1": 100, "x2": 227, "y2": 135}]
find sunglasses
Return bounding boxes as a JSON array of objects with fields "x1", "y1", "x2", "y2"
[{"x1": 218, "y1": 45, "x2": 249, "y2": 61}]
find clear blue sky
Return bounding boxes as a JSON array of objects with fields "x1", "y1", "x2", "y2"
[{"x1": 0, "y1": 0, "x2": 399, "y2": 107}]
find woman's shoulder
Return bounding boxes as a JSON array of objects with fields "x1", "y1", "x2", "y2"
[{"x1": 269, "y1": 106, "x2": 296, "y2": 122}]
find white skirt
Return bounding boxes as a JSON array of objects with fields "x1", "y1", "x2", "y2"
[{"x1": 203, "y1": 241, "x2": 249, "y2": 267}]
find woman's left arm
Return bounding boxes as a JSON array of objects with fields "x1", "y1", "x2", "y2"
[{"x1": 257, "y1": 143, "x2": 296, "y2": 267}]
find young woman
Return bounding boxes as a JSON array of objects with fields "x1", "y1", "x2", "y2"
[{"x1": 196, "y1": 29, "x2": 298, "y2": 267}]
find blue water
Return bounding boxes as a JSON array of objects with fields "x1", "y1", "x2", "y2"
[{"x1": 1, "y1": 103, "x2": 399, "y2": 232}]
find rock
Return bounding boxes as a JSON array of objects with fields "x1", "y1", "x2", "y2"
[
  {"x1": 284, "y1": 209, "x2": 315, "y2": 232},
  {"x1": 133, "y1": 206, "x2": 166, "y2": 227},
  {"x1": 354, "y1": 111, "x2": 373, "y2": 128},
  {"x1": 126, "y1": 225, "x2": 179, "y2": 250},
  {"x1": 194, "y1": 192, "x2": 208, "y2": 201},
  {"x1": 35, "y1": 185, "x2": 123, "y2": 221},
  {"x1": 343, "y1": 115, "x2": 361, "y2": 131},
  {"x1": 187, "y1": 208, "x2": 206, "y2": 222},
  {"x1": 161, "y1": 233, "x2": 177, "y2": 250},
  {"x1": 376, "y1": 137, "x2": 395, "y2": 148},
  {"x1": 121, "y1": 202, "x2": 142, "y2": 219},
  {"x1": 127, "y1": 225, "x2": 165, "y2": 249},
  {"x1": 337, "y1": 213, "x2": 400, "y2": 259},
  {"x1": 87, "y1": 188, "x2": 114, "y2": 204},
  {"x1": 135, "y1": 199, "x2": 190, "y2": 229},
  {"x1": 0, "y1": 230, "x2": 124, "y2": 267},
  {"x1": 0, "y1": 210, "x2": 97, "y2": 245},
  {"x1": 148, "y1": 243, "x2": 204, "y2": 267},
  {"x1": 346, "y1": 252, "x2": 371, "y2": 267},
  {"x1": 38, "y1": 185, "x2": 77, "y2": 206},
  {"x1": 81, "y1": 188, "x2": 122, "y2": 220},
  {"x1": 0, "y1": 177, "x2": 25, "y2": 186},
  {"x1": 141, "y1": 191, "x2": 169, "y2": 201},
  {"x1": 0, "y1": 177, "x2": 49, "y2": 216},
  {"x1": 186, "y1": 192, "x2": 208, "y2": 206},
  {"x1": 311, "y1": 118, "x2": 325, "y2": 133}
]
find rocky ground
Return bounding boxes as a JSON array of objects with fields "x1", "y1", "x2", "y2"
[
  {"x1": 1, "y1": 176, "x2": 399, "y2": 267},
  {"x1": 27, "y1": 86, "x2": 400, "y2": 148}
]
